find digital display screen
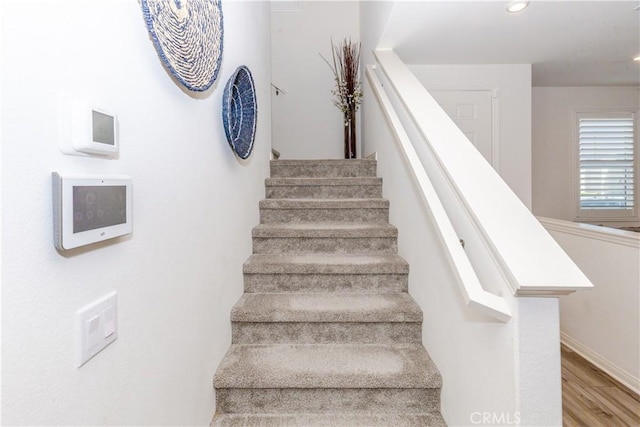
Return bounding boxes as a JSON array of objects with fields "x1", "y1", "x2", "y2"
[
  {"x1": 92, "y1": 110, "x2": 115, "y2": 145},
  {"x1": 73, "y1": 186, "x2": 126, "y2": 233}
]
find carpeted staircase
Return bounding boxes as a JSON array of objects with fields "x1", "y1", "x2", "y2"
[{"x1": 212, "y1": 159, "x2": 445, "y2": 426}]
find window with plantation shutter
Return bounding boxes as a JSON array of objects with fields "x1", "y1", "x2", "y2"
[{"x1": 575, "y1": 111, "x2": 638, "y2": 220}]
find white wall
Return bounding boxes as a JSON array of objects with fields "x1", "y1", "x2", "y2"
[
  {"x1": 540, "y1": 218, "x2": 640, "y2": 394},
  {"x1": 359, "y1": 0, "x2": 394, "y2": 160},
  {"x1": 271, "y1": 1, "x2": 359, "y2": 159},
  {"x1": 1, "y1": 1, "x2": 270, "y2": 425},
  {"x1": 359, "y1": 1, "x2": 394, "y2": 68},
  {"x1": 532, "y1": 86, "x2": 640, "y2": 226},
  {"x1": 408, "y1": 64, "x2": 533, "y2": 208},
  {"x1": 359, "y1": 2, "x2": 533, "y2": 208}
]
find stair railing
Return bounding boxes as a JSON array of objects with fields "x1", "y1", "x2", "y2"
[
  {"x1": 366, "y1": 63, "x2": 511, "y2": 322},
  {"x1": 370, "y1": 49, "x2": 592, "y2": 300}
]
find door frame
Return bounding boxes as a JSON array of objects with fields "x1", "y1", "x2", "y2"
[{"x1": 429, "y1": 88, "x2": 501, "y2": 173}]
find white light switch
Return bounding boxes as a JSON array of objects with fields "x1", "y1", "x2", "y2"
[
  {"x1": 76, "y1": 291, "x2": 118, "y2": 367},
  {"x1": 103, "y1": 306, "x2": 116, "y2": 338},
  {"x1": 87, "y1": 315, "x2": 101, "y2": 348}
]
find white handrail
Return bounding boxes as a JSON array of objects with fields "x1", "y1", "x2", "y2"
[
  {"x1": 366, "y1": 65, "x2": 511, "y2": 322},
  {"x1": 374, "y1": 49, "x2": 592, "y2": 297}
]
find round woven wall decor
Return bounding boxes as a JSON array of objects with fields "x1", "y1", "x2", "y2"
[
  {"x1": 141, "y1": 0, "x2": 223, "y2": 92},
  {"x1": 222, "y1": 66, "x2": 257, "y2": 159}
]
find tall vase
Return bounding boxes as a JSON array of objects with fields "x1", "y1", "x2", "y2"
[{"x1": 343, "y1": 108, "x2": 357, "y2": 159}]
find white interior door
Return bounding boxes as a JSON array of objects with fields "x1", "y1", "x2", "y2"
[{"x1": 429, "y1": 90, "x2": 493, "y2": 165}]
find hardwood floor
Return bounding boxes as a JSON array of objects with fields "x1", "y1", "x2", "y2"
[{"x1": 562, "y1": 345, "x2": 640, "y2": 426}]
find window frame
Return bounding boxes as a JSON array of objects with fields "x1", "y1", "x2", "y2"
[{"x1": 573, "y1": 108, "x2": 639, "y2": 222}]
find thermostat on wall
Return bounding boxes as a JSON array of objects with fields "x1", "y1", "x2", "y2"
[
  {"x1": 52, "y1": 172, "x2": 133, "y2": 251},
  {"x1": 71, "y1": 102, "x2": 119, "y2": 156},
  {"x1": 58, "y1": 95, "x2": 119, "y2": 157}
]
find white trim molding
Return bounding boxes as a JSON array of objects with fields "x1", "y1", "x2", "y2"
[
  {"x1": 491, "y1": 91, "x2": 501, "y2": 173},
  {"x1": 538, "y1": 216, "x2": 640, "y2": 249},
  {"x1": 561, "y1": 332, "x2": 640, "y2": 395}
]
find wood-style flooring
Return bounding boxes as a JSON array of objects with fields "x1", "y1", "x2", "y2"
[{"x1": 562, "y1": 345, "x2": 640, "y2": 426}]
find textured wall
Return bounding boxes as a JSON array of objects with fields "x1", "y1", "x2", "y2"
[{"x1": 1, "y1": 0, "x2": 270, "y2": 424}]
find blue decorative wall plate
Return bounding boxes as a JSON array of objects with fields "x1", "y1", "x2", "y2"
[
  {"x1": 222, "y1": 66, "x2": 257, "y2": 159},
  {"x1": 141, "y1": 0, "x2": 223, "y2": 92}
]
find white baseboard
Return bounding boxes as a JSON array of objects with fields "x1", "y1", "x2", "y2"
[{"x1": 561, "y1": 332, "x2": 640, "y2": 395}]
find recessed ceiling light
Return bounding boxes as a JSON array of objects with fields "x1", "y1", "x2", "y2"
[
  {"x1": 506, "y1": 0, "x2": 530, "y2": 13},
  {"x1": 634, "y1": 55, "x2": 640, "y2": 62}
]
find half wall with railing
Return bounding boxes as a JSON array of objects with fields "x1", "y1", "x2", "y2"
[
  {"x1": 362, "y1": 49, "x2": 593, "y2": 426},
  {"x1": 539, "y1": 217, "x2": 640, "y2": 394}
]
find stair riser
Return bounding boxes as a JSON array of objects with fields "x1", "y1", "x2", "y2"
[
  {"x1": 260, "y1": 208, "x2": 389, "y2": 224},
  {"x1": 244, "y1": 274, "x2": 408, "y2": 293},
  {"x1": 215, "y1": 388, "x2": 441, "y2": 414},
  {"x1": 212, "y1": 413, "x2": 446, "y2": 427},
  {"x1": 271, "y1": 163, "x2": 377, "y2": 178},
  {"x1": 232, "y1": 322, "x2": 422, "y2": 344},
  {"x1": 266, "y1": 185, "x2": 382, "y2": 199},
  {"x1": 252, "y1": 237, "x2": 397, "y2": 254}
]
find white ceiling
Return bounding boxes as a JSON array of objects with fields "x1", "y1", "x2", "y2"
[{"x1": 378, "y1": 0, "x2": 640, "y2": 87}]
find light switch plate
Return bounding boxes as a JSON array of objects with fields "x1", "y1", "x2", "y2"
[{"x1": 76, "y1": 291, "x2": 118, "y2": 367}]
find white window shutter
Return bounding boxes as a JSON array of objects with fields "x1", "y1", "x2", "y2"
[{"x1": 577, "y1": 113, "x2": 637, "y2": 218}]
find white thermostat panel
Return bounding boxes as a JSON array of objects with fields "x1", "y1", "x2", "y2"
[
  {"x1": 52, "y1": 173, "x2": 132, "y2": 251},
  {"x1": 58, "y1": 96, "x2": 119, "y2": 157},
  {"x1": 72, "y1": 102, "x2": 119, "y2": 156}
]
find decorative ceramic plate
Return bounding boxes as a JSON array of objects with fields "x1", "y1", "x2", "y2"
[
  {"x1": 222, "y1": 66, "x2": 257, "y2": 159},
  {"x1": 141, "y1": 0, "x2": 223, "y2": 92}
]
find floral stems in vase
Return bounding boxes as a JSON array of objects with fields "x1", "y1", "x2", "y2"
[
  {"x1": 344, "y1": 109, "x2": 356, "y2": 159},
  {"x1": 320, "y1": 37, "x2": 362, "y2": 159}
]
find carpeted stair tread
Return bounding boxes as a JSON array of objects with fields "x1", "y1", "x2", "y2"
[
  {"x1": 232, "y1": 319, "x2": 422, "y2": 344},
  {"x1": 260, "y1": 199, "x2": 389, "y2": 223},
  {"x1": 243, "y1": 253, "x2": 409, "y2": 274},
  {"x1": 212, "y1": 412, "x2": 446, "y2": 426},
  {"x1": 243, "y1": 271, "x2": 409, "y2": 294},
  {"x1": 213, "y1": 343, "x2": 442, "y2": 389},
  {"x1": 266, "y1": 177, "x2": 383, "y2": 186},
  {"x1": 214, "y1": 388, "x2": 440, "y2": 415},
  {"x1": 251, "y1": 222, "x2": 397, "y2": 254},
  {"x1": 252, "y1": 222, "x2": 397, "y2": 238},
  {"x1": 231, "y1": 293, "x2": 423, "y2": 323},
  {"x1": 265, "y1": 177, "x2": 383, "y2": 199},
  {"x1": 259, "y1": 198, "x2": 389, "y2": 209},
  {"x1": 271, "y1": 159, "x2": 377, "y2": 166},
  {"x1": 270, "y1": 159, "x2": 378, "y2": 179}
]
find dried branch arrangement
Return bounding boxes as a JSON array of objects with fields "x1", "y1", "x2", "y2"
[
  {"x1": 320, "y1": 37, "x2": 362, "y2": 158},
  {"x1": 320, "y1": 37, "x2": 363, "y2": 116}
]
